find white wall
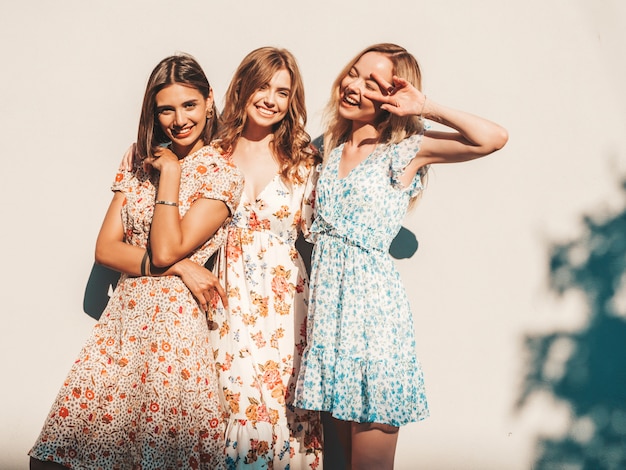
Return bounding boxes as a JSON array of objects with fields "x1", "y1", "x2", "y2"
[{"x1": 1, "y1": 1, "x2": 625, "y2": 469}]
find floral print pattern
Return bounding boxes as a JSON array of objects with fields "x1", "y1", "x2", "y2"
[
  {"x1": 295, "y1": 134, "x2": 430, "y2": 427},
  {"x1": 29, "y1": 146, "x2": 243, "y2": 469},
  {"x1": 209, "y1": 161, "x2": 323, "y2": 469}
]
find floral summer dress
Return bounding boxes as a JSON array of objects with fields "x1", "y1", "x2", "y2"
[
  {"x1": 29, "y1": 146, "x2": 243, "y2": 470},
  {"x1": 294, "y1": 134, "x2": 430, "y2": 427},
  {"x1": 209, "y1": 160, "x2": 323, "y2": 469}
]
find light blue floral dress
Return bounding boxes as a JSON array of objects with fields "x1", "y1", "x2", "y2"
[{"x1": 294, "y1": 133, "x2": 430, "y2": 427}]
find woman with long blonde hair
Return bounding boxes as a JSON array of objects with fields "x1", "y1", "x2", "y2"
[{"x1": 295, "y1": 43, "x2": 508, "y2": 470}]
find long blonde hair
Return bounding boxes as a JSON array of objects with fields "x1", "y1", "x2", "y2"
[
  {"x1": 217, "y1": 47, "x2": 318, "y2": 183},
  {"x1": 323, "y1": 43, "x2": 425, "y2": 157}
]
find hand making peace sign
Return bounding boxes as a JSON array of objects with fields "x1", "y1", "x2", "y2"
[{"x1": 364, "y1": 72, "x2": 428, "y2": 118}]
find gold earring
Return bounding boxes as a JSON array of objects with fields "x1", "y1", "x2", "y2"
[{"x1": 206, "y1": 109, "x2": 214, "y2": 119}]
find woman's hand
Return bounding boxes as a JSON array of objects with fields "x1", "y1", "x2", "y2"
[
  {"x1": 364, "y1": 73, "x2": 428, "y2": 117},
  {"x1": 118, "y1": 144, "x2": 179, "y2": 173},
  {"x1": 143, "y1": 147, "x2": 180, "y2": 173},
  {"x1": 172, "y1": 258, "x2": 228, "y2": 313},
  {"x1": 365, "y1": 72, "x2": 508, "y2": 171}
]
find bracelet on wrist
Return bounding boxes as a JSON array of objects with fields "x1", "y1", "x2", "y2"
[
  {"x1": 419, "y1": 95, "x2": 427, "y2": 118},
  {"x1": 155, "y1": 200, "x2": 178, "y2": 207}
]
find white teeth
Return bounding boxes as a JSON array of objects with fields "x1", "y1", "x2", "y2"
[
  {"x1": 174, "y1": 126, "x2": 193, "y2": 133},
  {"x1": 257, "y1": 107, "x2": 276, "y2": 117},
  {"x1": 344, "y1": 95, "x2": 359, "y2": 106}
]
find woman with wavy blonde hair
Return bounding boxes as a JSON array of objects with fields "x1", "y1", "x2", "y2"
[
  {"x1": 209, "y1": 46, "x2": 323, "y2": 469},
  {"x1": 217, "y1": 46, "x2": 314, "y2": 185},
  {"x1": 323, "y1": 43, "x2": 425, "y2": 155},
  {"x1": 295, "y1": 43, "x2": 508, "y2": 469}
]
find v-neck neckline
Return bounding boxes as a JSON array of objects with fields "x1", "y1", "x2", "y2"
[
  {"x1": 226, "y1": 146, "x2": 278, "y2": 203},
  {"x1": 336, "y1": 143, "x2": 378, "y2": 181},
  {"x1": 242, "y1": 173, "x2": 278, "y2": 203}
]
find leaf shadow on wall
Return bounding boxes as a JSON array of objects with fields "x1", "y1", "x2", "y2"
[{"x1": 518, "y1": 178, "x2": 626, "y2": 469}]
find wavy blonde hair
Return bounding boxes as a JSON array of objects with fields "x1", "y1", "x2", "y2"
[
  {"x1": 217, "y1": 47, "x2": 318, "y2": 183},
  {"x1": 323, "y1": 43, "x2": 425, "y2": 157}
]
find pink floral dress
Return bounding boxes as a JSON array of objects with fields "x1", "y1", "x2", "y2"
[
  {"x1": 209, "y1": 159, "x2": 323, "y2": 469},
  {"x1": 29, "y1": 145, "x2": 243, "y2": 470}
]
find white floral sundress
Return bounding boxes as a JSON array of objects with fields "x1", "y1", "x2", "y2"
[
  {"x1": 294, "y1": 134, "x2": 430, "y2": 427},
  {"x1": 209, "y1": 160, "x2": 323, "y2": 469}
]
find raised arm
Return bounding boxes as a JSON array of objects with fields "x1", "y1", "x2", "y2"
[
  {"x1": 113, "y1": 144, "x2": 233, "y2": 309},
  {"x1": 415, "y1": 99, "x2": 508, "y2": 166},
  {"x1": 144, "y1": 147, "x2": 230, "y2": 268},
  {"x1": 365, "y1": 73, "x2": 508, "y2": 171},
  {"x1": 94, "y1": 190, "x2": 228, "y2": 310}
]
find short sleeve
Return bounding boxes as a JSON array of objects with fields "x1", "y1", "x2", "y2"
[
  {"x1": 196, "y1": 154, "x2": 243, "y2": 215},
  {"x1": 299, "y1": 163, "x2": 320, "y2": 240},
  {"x1": 389, "y1": 132, "x2": 427, "y2": 197},
  {"x1": 111, "y1": 169, "x2": 133, "y2": 193}
]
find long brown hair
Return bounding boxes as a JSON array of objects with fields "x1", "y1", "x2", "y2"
[
  {"x1": 323, "y1": 43, "x2": 425, "y2": 156},
  {"x1": 136, "y1": 53, "x2": 219, "y2": 162},
  {"x1": 217, "y1": 47, "x2": 317, "y2": 183}
]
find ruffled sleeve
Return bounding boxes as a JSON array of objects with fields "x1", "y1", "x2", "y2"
[
  {"x1": 111, "y1": 169, "x2": 133, "y2": 193},
  {"x1": 194, "y1": 151, "x2": 244, "y2": 215},
  {"x1": 389, "y1": 132, "x2": 427, "y2": 197}
]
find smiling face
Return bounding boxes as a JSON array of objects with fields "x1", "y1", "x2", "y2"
[
  {"x1": 155, "y1": 83, "x2": 213, "y2": 157},
  {"x1": 244, "y1": 68, "x2": 291, "y2": 132},
  {"x1": 338, "y1": 52, "x2": 394, "y2": 124}
]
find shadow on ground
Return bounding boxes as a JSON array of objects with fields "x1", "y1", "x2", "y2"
[{"x1": 519, "y1": 178, "x2": 626, "y2": 469}]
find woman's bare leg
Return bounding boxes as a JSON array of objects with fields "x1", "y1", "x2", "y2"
[
  {"x1": 332, "y1": 416, "x2": 353, "y2": 468},
  {"x1": 351, "y1": 422, "x2": 399, "y2": 470}
]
